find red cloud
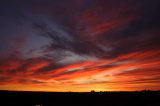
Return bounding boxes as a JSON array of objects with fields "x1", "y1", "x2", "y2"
[{"x1": 0, "y1": 50, "x2": 159, "y2": 91}]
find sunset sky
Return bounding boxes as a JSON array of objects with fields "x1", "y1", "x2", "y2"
[{"x1": 0, "y1": 0, "x2": 160, "y2": 92}]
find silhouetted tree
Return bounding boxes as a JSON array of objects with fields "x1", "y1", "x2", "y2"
[{"x1": 91, "y1": 90, "x2": 95, "y2": 93}]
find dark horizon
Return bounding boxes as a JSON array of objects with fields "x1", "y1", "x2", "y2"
[
  {"x1": 0, "y1": 89, "x2": 159, "y2": 92},
  {"x1": 0, "y1": 90, "x2": 160, "y2": 106}
]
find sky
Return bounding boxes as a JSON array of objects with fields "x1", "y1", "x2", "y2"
[{"x1": 0, "y1": 0, "x2": 160, "y2": 92}]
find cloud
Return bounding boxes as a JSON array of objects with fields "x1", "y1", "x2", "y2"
[
  {"x1": 0, "y1": 0, "x2": 160, "y2": 91},
  {"x1": 27, "y1": 0, "x2": 160, "y2": 60}
]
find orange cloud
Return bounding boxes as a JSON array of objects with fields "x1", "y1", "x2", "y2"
[{"x1": 0, "y1": 50, "x2": 159, "y2": 91}]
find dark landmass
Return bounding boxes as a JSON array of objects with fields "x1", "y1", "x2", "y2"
[{"x1": 0, "y1": 90, "x2": 160, "y2": 106}]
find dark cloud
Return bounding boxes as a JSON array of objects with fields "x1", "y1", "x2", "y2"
[
  {"x1": 26, "y1": 0, "x2": 160, "y2": 60},
  {"x1": 36, "y1": 63, "x2": 65, "y2": 74}
]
